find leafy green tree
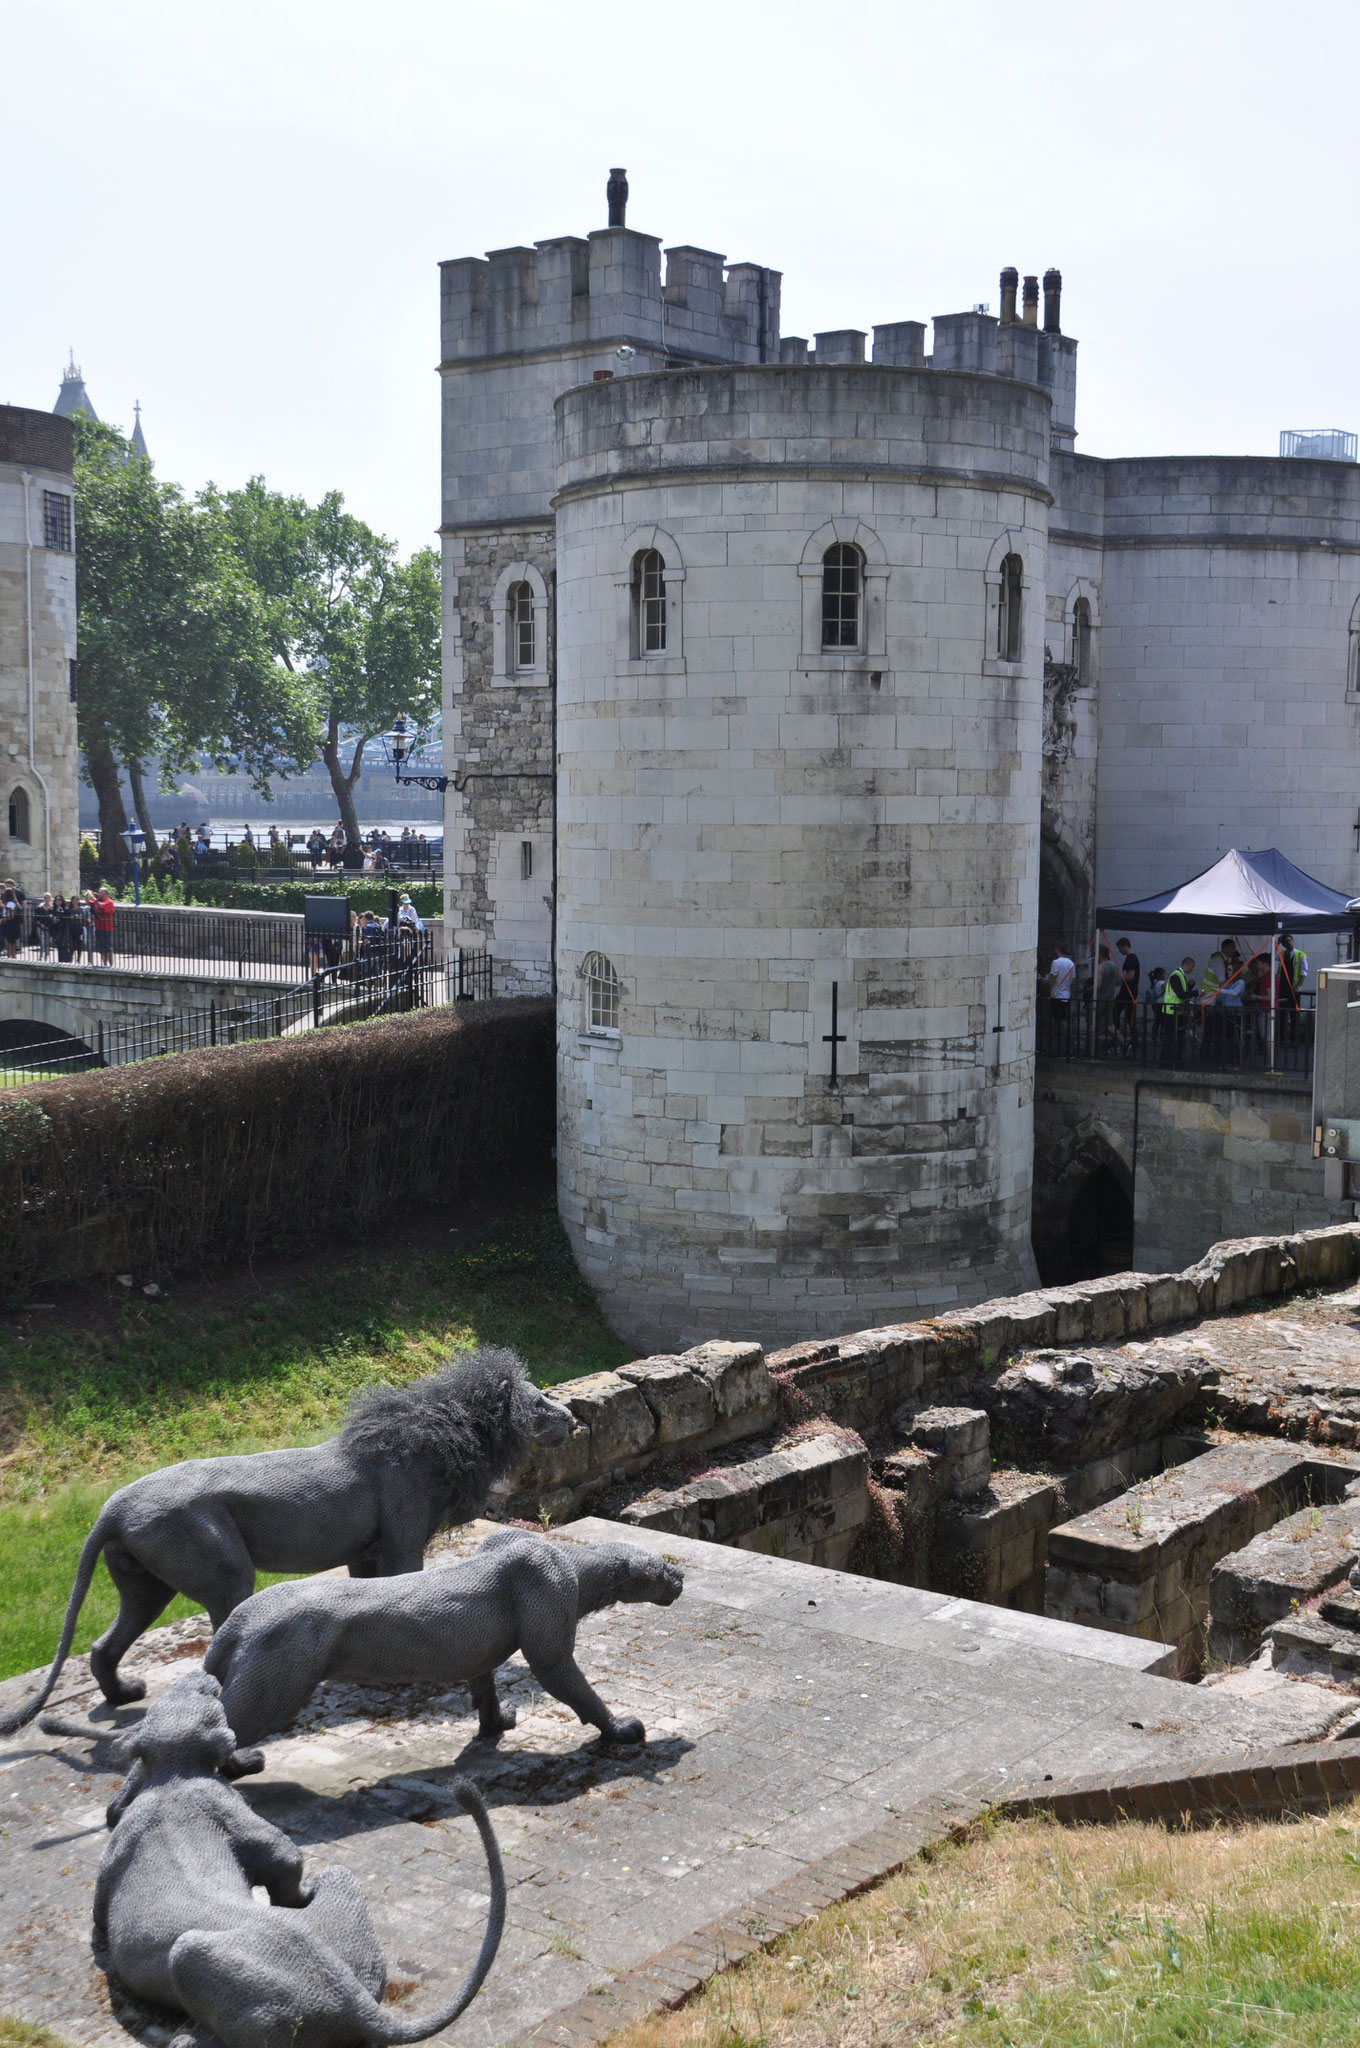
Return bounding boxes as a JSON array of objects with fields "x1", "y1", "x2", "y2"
[
  {"x1": 73, "y1": 420, "x2": 312, "y2": 856},
  {"x1": 217, "y1": 480, "x2": 441, "y2": 849}
]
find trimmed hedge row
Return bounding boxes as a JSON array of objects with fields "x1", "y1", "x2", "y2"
[{"x1": 0, "y1": 999, "x2": 553, "y2": 1293}]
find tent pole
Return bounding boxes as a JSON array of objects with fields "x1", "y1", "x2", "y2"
[{"x1": 1269, "y1": 928, "x2": 1277, "y2": 1073}]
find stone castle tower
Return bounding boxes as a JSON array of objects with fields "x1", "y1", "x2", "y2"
[
  {"x1": 438, "y1": 180, "x2": 1090, "y2": 1346},
  {"x1": 0, "y1": 405, "x2": 80, "y2": 897}
]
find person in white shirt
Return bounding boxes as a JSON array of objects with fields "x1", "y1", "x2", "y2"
[{"x1": 1046, "y1": 949, "x2": 1075, "y2": 1025}]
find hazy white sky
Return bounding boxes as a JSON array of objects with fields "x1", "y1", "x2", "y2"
[{"x1": 5, "y1": 0, "x2": 1358, "y2": 557}]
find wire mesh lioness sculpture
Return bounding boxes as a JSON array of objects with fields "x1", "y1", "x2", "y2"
[
  {"x1": 202, "y1": 1529, "x2": 684, "y2": 1762},
  {"x1": 88, "y1": 1671, "x2": 504, "y2": 2048},
  {"x1": 1, "y1": 1348, "x2": 573, "y2": 1733}
]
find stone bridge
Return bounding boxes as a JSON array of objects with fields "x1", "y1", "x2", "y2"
[{"x1": 0, "y1": 958, "x2": 286, "y2": 1061}]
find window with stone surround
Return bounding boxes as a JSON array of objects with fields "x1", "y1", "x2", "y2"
[
  {"x1": 632, "y1": 550, "x2": 667, "y2": 655},
  {"x1": 8, "y1": 787, "x2": 30, "y2": 843},
  {"x1": 510, "y1": 582, "x2": 535, "y2": 671},
  {"x1": 43, "y1": 491, "x2": 72, "y2": 553},
  {"x1": 821, "y1": 543, "x2": 863, "y2": 650},
  {"x1": 582, "y1": 952, "x2": 620, "y2": 1034},
  {"x1": 1073, "y1": 596, "x2": 1092, "y2": 683},
  {"x1": 997, "y1": 553, "x2": 1023, "y2": 661}
]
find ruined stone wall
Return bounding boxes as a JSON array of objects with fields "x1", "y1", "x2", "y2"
[
  {"x1": 0, "y1": 408, "x2": 79, "y2": 898},
  {"x1": 1033, "y1": 1061, "x2": 1333, "y2": 1279},
  {"x1": 553, "y1": 363, "x2": 1052, "y2": 1351}
]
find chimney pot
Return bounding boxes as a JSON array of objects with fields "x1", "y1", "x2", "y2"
[
  {"x1": 1022, "y1": 274, "x2": 1040, "y2": 328},
  {"x1": 606, "y1": 167, "x2": 629, "y2": 229},
  {"x1": 999, "y1": 267, "x2": 1019, "y2": 325},
  {"x1": 1043, "y1": 268, "x2": 1063, "y2": 334}
]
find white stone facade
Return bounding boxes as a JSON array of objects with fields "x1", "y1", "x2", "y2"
[
  {"x1": 438, "y1": 189, "x2": 1360, "y2": 1344},
  {"x1": 0, "y1": 408, "x2": 79, "y2": 898}
]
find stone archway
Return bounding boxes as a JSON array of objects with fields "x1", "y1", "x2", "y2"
[
  {"x1": 0, "y1": 1016, "x2": 98, "y2": 1078},
  {"x1": 1038, "y1": 827, "x2": 1088, "y2": 969},
  {"x1": 1031, "y1": 1118, "x2": 1134, "y2": 1286}
]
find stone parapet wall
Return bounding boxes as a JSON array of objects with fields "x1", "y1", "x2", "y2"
[{"x1": 618, "y1": 1433, "x2": 869, "y2": 1570}]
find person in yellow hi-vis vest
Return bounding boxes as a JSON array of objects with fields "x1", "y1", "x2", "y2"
[{"x1": 1160, "y1": 955, "x2": 1196, "y2": 1066}]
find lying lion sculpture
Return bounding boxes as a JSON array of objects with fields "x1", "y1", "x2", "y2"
[
  {"x1": 1, "y1": 1347, "x2": 572, "y2": 1733},
  {"x1": 86, "y1": 1671, "x2": 504, "y2": 2048},
  {"x1": 201, "y1": 1529, "x2": 684, "y2": 1762}
]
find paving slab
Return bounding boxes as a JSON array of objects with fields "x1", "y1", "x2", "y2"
[{"x1": 0, "y1": 1518, "x2": 1353, "y2": 2047}]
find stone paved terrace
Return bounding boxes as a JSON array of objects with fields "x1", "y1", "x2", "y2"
[{"x1": 1, "y1": 1521, "x2": 1353, "y2": 2048}]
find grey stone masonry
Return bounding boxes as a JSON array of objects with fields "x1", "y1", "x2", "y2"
[
  {"x1": 618, "y1": 1433, "x2": 870, "y2": 1569},
  {"x1": 1209, "y1": 1492, "x2": 1360, "y2": 1662}
]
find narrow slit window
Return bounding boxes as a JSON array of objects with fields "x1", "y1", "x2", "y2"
[
  {"x1": 821, "y1": 543, "x2": 862, "y2": 649},
  {"x1": 1073, "y1": 596, "x2": 1092, "y2": 683},
  {"x1": 510, "y1": 581, "x2": 535, "y2": 671},
  {"x1": 634, "y1": 550, "x2": 666, "y2": 654},
  {"x1": 583, "y1": 951, "x2": 620, "y2": 1032},
  {"x1": 998, "y1": 552, "x2": 1023, "y2": 661},
  {"x1": 520, "y1": 840, "x2": 533, "y2": 880},
  {"x1": 68, "y1": 658, "x2": 78, "y2": 704}
]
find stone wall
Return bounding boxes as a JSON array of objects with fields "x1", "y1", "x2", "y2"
[
  {"x1": 0, "y1": 407, "x2": 79, "y2": 899},
  {"x1": 1033, "y1": 1060, "x2": 1333, "y2": 1280},
  {"x1": 553, "y1": 363, "x2": 1050, "y2": 1350}
]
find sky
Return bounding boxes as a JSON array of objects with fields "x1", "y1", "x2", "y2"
[{"x1": 4, "y1": 0, "x2": 1359, "y2": 558}]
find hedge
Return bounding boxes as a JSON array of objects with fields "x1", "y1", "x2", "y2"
[
  {"x1": 0, "y1": 999, "x2": 553, "y2": 1294},
  {"x1": 80, "y1": 877, "x2": 444, "y2": 917}
]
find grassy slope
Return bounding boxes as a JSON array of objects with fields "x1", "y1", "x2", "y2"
[
  {"x1": 610, "y1": 1806, "x2": 1360, "y2": 2048},
  {"x1": 0, "y1": 1201, "x2": 629, "y2": 1681}
]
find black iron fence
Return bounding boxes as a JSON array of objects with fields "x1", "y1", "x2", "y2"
[
  {"x1": 0, "y1": 950, "x2": 495, "y2": 1091},
  {"x1": 1037, "y1": 988, "x2": 1316, "y2": 1077},
  {"x1": 5, "y1": 902, "x2": 439, "y2": 982}
]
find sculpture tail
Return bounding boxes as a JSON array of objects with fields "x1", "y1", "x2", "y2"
[
  {"x1": 370, "y1": 1777, "x2": 506, "y2": 2043},
  {"x1": 0, "y1": 1515, "x2": 110, "y2": 1735}
]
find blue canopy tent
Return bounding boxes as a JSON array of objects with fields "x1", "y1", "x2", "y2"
[{"x1": 1096, "y1": 847, "x2": 1358, "y2": 1068}]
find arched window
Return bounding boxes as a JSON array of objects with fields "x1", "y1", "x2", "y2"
[
  {"x1": 508, "y1": 581, "x2": 535, "y2": 671},
  {"x1": 7, "y1": 787, "x2": 30, "y2": 843},
  {"x1": 997, "y1": 552, "x2": 1023, "y2": 662},
  {"x1": 632, "y1": 550, "x2": 666, "y2": 655},
  {"x1": 1072, "y1": 595, "x2": 1092, "y2": 683},
  {"x1": 821, "y1": 543, "x2": 863, "y2": 649},
  {"x1": 582, "y1": 951, "x2": 620, "y2": 1033}
]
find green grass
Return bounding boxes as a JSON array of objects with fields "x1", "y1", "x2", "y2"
[
  {"x1": 612, "y1": 1808, "x2": 1360, "y2": 2048},
  {"x1": 0, "y1": 1199, "x2": 628, "y2": 1682}
]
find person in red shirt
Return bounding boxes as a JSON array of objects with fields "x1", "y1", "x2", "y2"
[{"x1": 91, "y1": 886, "x2": 115, "y2": 966}]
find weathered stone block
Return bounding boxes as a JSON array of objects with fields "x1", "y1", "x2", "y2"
[
  {"x1": 561, "y1": 1371, "x2": 657, "y2": 1468},
  {"x1": 1209, "y1": 1493, "x2": 1360, "y2": 1661},
  {"x1": 983, "y1": 1348, "x2": 1211, "y2": 1467},
  {"x1": 681, "y1": 1340, "x2": 771, "y2": 1420},
  {"x1": 517, "y1": 1421, "x2": 592, "y2": 1494},
  {"x1": 616, "y1": 1355, "x2": 718, "y2": 1444}
]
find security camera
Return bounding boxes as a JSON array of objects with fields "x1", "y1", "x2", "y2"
[{"x1": 616, "y1": 345, "x2": 637, "y2": 361}]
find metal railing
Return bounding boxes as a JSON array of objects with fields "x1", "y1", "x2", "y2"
[
  {"x1": 1037, "y1": 988, "x2": 1316, "y2": 1077},
  {"x1": 5, "y1": 902, "x2": 439, "y2": 983},
  {"x1": 0, "y1": 950, "x2": 494, "y2": 1090}
]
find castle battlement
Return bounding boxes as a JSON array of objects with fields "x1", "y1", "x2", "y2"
[{"x1": 440, "y1": 227, "x2": 782, "y2": 366}]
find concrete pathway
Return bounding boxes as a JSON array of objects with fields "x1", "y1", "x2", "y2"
[{"x1": 0, "y1": 1520, "x2": 1346, "y2": 2047}]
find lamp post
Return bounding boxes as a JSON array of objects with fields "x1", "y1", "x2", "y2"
[
  {"x1": 120, "y1": 824, "x2": 146, "y2": 905},
  {"x1": 387, "y1": 716, "x2": 452, "y2": 795}
]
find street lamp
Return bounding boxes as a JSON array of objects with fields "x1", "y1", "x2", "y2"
[
  {"x1": 120, "y1": 824, "x2": 146, "y2": 905},
  {"x1": 387, "y1": 716, "x2": 451, "y2": 794}
]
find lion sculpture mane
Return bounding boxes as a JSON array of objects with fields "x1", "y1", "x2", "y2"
[{"x1": 1, "y1": 1347, "x2": 572, "y2": 1732}]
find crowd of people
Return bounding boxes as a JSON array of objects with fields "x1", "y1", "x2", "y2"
[
  {"x1": 1042, "y1": 931, "x2": 1312, "y2": 1064},
  {"x1": 86, "y1": 822, "x2": 437, "y2": 882},
  {"x1": 0, "y1": 881, "x2": 118, "y2": 966}
]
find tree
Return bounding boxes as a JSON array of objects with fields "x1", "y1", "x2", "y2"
[
  {"x1": 218, "y1": 481, "x2": 441, "y2": 849},
  {"x1": 73, "y1": 421, "x2": 313, "y2": 856}
]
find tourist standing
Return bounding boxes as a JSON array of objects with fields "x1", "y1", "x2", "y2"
[
  {"x1": 91, "y1": 886, "x2": 116, "y2": 966},
  {"x1": 0, "y1": 881, "x2": 22, "y2": 960},
  {"x1": 1114, "y1": 935, "x2": 1140, "y2": 1053},
  {"x1": 33, "y1": 893, "x2": 56, "y2": 958},
  {"x1": 1046, "y1": 945, "x2": 1076, "y2": 1054}
]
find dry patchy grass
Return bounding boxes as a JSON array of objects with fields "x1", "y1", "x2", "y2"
[{"x1": 609, "y1": 1806, "x2": 1360, "y2": 2048}]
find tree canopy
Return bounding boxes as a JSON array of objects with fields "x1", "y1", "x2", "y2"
[
  {"x1": 215, "y1": 480, "x2": 441, "y2": 848},
  {"x1": 72, "y1": 426, "x2": 440, "y2": 856},
  {"x1": 73, "y1": 419, "x2": 312, "y2": 853}
]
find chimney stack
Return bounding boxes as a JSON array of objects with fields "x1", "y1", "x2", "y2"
[
  {"x1": 606, "y1": 167, "x2": 629, "y2": 229},
  {"x1": 1022, "y1": 275, "x2": 1039, "y2": 328},
  {"x1": 999, "y1": 267, "x2": 1019, "y2": 325},
  {"x1": 1043, "y1": 268, "x2": 1063, "y2": 334}
]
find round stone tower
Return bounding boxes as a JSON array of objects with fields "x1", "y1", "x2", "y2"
[{"x1": 554, "y1": 363, "x2": 1049, "y2": 1350}]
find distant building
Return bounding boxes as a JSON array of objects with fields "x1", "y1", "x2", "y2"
[{"x1": 0, "y1": 406, "x2": 80, "y2": 895}]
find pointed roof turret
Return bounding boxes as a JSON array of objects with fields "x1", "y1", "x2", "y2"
[
  {"x1": 130, "y1": 399, "x2": 150, "y2": 462},
  {"x1": 53, "y1": 351, "x2": 98, "y2": 422}
]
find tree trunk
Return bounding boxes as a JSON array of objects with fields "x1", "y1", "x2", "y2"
[
  {"x1": 320, "y1": 708, "x2": 364, "y2": 849},
  {"x1": 84, "y1": 738, "x2": 130, "y2": 863},
  {"x1": 126, "y1": 760, "x2": 160, "y2": 857}
]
